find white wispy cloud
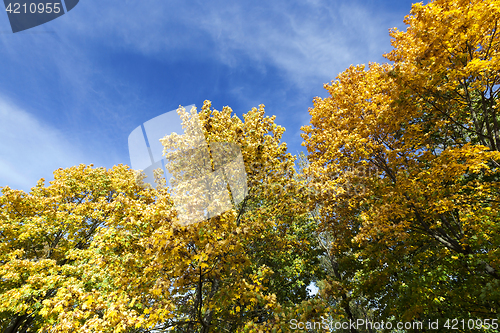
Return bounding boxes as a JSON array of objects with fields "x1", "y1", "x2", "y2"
[
  {"x1": 47, "y1": 0, "x2": 412, "y2": 153},
  {"x1": 0, "y1": 0, "x2": 415, "y2": 178},
  {"x1": 0, "y1": 95, "x2": 90, "y2": 192},
  {"x1": 54, "y1": 0, "x2": 411, "y2": 89}
]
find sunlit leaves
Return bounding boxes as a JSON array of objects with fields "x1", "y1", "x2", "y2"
[{"x1": 303, "y1": 0, "x2": 500, "y2": 324}]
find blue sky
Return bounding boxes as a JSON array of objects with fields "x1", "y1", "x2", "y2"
[{"x1": 0, "y1": 0, "x2": 418, "y2": 192}]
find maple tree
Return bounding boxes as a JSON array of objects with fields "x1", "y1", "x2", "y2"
[
  {"x1": 0, "y1": 164, "x2": 158, "y2": 332},
  {"x1": 0, "y1": 102, "x2": 321, "y2": 333},
  {"x1": 302, "y1": 0, "x2": 500, "y2": 327},
  {"x1": 148, "y1": 103, "x2": 323, "y2": 332}
]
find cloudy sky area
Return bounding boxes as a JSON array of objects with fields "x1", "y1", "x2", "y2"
[{"x1": 0, "y1": 0, "x2": 418, "y2": 192}]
